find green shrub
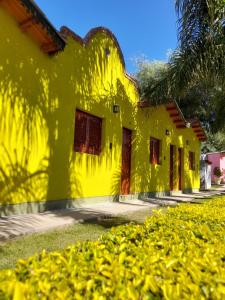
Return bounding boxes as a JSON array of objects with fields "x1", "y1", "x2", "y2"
[
  {"x1": 213, "y1": 167, "x2": 222, "y2": 177},
  {"x1": 1, "y1": 198, "x2": 225, "y2": 299}
]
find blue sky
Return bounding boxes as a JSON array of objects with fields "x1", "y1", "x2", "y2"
[{"x1": 35, "y1": 0, "x2": 178, "y2": 73}]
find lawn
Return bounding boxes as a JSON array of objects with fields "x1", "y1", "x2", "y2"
[
  {"x1": 0, "y1": 208, "x2": 154, "y2": 270},
  {"x1": 0, "y1": 223, "x2": 107, "y2": 270}
]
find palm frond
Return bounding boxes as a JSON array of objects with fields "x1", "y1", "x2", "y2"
[
  {"x1": 142, "y1": 0, "x2": 225, "y2": 103},
  {"x1": 144, "y1": 34, "x2": 225, "y2": 103},
  {"x1": 175, "y1": 0, "x2": 225, "y2": 49}
]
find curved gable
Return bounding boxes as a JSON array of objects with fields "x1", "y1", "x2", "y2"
[
  {"x1": 60, "y1": 26, "x2": 139, "y2": 96},
  {"x1": 0, "y1": 0, "x2": 139, "y2": 100}
]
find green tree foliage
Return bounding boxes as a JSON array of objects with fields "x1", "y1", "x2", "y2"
[
  {"x1": 135, "y1": 59, "x2": 168, "y2": 97},
  {"x1": 201, "y1": 130, "x2": 225, "y2": 153},
  {"x1": 136, "y1": 0, "x2": 225, "y2": 152},
  {"x1": 176, "y1": 0, "x2": 225, "y2": 51},
  {"x1": 135, "y1": 60, "x2": 225, "y2": 152},
  {"x1": 143, "y1": 0, "x2": 225, "y2": 102},
  {"x1": 177, "y1": 83, "x2": 224, "y2": 131}
]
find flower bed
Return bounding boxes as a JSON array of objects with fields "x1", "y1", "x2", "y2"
[{"x1": 1, "y1": 197, "x2": 225, "y2": 299}]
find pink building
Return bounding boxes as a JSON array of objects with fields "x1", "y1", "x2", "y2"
[{"x1": 207, "y1": 151, "x2": 225, "y2": 183}]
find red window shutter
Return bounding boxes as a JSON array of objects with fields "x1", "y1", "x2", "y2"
[
  {"x1": 150, "y1": 138, "x2": 154, "y2": 163},
  {"x1": 88, "y1": 115, "x2": 102, "y2": 155},
  {"x1": 189, "y1": 152, "x2": 195, "y2": 170},
  {"x1": 74, "y1": 110, "x2": 88, "y2": 152},
  {"x1": 152, "y1": 139, "x2": 157, "y2": 164},
  {"x1": 192, "y1": 153, "x2": 195, "y2": 170},
  {"x1": 150, "y1": 137, "x2": 160, "y2": 165},
  {"x1": 189, "y1": 152, "x2": 191, "y2": 169},
  {"x1": 74, "y1": 110, "x2": 102, "y2": 155},
  {"x1": 155, "y1": 139, "x2": 160, "y2": 164}
]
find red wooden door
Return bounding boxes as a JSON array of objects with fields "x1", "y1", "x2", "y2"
[
  {"x1": 170, "y1": 145, "x2": 174, "y2": 190},
  {"x1": 121, "y1": 128, "x2": 132, "y2": 195},
  {"x1": 178, "y1": 148, "x2": 182, "y2": 190}
]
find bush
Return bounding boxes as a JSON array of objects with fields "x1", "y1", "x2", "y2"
[
  {"x1": 213, "y1": 167, "x2": 222, "y2": 177},
  {"x1": 1, "y1": 198, "x2": 225, "y2": 299}
]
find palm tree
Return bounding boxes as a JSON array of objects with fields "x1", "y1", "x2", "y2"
[{"x1": 143, "y1": 0, "x2": 225, "y2": 103}]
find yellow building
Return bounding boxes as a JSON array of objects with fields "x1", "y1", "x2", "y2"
[{"x1": 0, "y1": 0, "x2": 206, "y2": 216}]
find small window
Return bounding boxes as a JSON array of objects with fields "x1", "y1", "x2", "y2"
[
  {"x1": 150, "y1": 137, "x2": 161, "y2": 165},
  {"x1": 74, "y1": 110, "x2": 102, "y2": 155},
  {"x1": 189, "y1": 151, "x2": 195, "y2": 170}
]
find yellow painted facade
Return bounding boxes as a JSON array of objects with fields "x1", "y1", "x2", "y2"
[{"x1": 0, "y1": 6, "x2": 200, "y2": 211}]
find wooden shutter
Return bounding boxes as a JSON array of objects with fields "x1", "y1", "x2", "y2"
[
  {"x1": 155, "y1": 139, "x2": 160, "y2": 164},
  {"x1": 150, "y1": 138, "x2": 154, "y2": 164},
  {"x1": 74, "y1": 110, "x2": 88, "y2": 153},
  {"x1": 189, "y1": 151, "x2": 195, "y2": 170},
  {"x1": 74, "y1": 110, "x2": 102, "y2": 155},
  {"x1": 189, "y1": 152, "x2": 192, "y2": 170},
  {"x1": 88, "y1": 115, "x2": 102, "y2": 155},
  {"x1": 152, "y1": 139, "x2": 160, "y2": 164},
  {"x1": 150, "y1": 137, "x2": 160, "y2": 164}
]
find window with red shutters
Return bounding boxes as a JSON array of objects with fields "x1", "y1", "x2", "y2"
[
  {"x1": 189, "y1": 151, "x2": 195, "y2": 170},
  {"x1": 74, "y1": 110, "x2": 102, "y2": 155},
  {"x1": 88, "y1": 115, "x2": 102, "y2": 155},
  {"x1": 150, "y1": 137, "x2": 161, "y2": 165},
  {"x1": 74, "y1": 110, "x2": 88, "y2": 153}
]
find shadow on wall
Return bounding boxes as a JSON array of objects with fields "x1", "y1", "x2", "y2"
[
  {"x1": 110, "y1": 79, "x2": 137, "y2": 198},
  {"x1": 110, "y1": 99, "x2": 170, "y2": 198},
  {"x1": 134, "y1": 116, "x2": 170, "y2": 198},
  {"x1": 0, "y1": 43, "x2": 50, "y2": 208},
  {"x1": 0, "y1": 28, "x2": 199, "y2": 213},
  {"x1": 0, "y1": 31, "x2": 136, "y2": 210}
]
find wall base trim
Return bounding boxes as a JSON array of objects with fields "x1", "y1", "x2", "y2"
[
  {"x1": 0, "y1": 189, "x2": 200, "y2": 217},
  {"x1": 183, "y1": 188, "x2": 199, "y2": 194},
  {"x1": 0, "y1": 196, "x2": 115, "y2": 217},
  {"x1": 119, "y1": 189, "x2": 199, "y2": 201}
]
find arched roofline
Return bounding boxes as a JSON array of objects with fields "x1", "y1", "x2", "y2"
[{"x1": 60, "y1": 26, "x2": 140, "y2": 94}]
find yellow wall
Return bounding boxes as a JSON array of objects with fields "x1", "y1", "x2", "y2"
[
  {"x1": 134, "y1": 106, "x2": 200, "y2": 193},
  {"x1": 0, "y1": 7, "x2": 200, "y2": 207}
]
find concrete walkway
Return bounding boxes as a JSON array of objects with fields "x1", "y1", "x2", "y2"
[{"x1": 0, "y1": 186, "x2": 225, "y2": 242}]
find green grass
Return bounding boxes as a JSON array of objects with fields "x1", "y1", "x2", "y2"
[
  {"x1": 0, "y1": 223, "x2": 105, "y2": 270},
  {"x1": 0, "y1": 196, "x2": 219, "y2": 271},
  {"x1": 0, "y1": 209, "x2": 154, "y2": 270}
]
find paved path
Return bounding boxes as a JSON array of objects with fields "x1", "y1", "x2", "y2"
[{"x1": 0, "y1": 186, "x2": 225, "y2": 242}]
